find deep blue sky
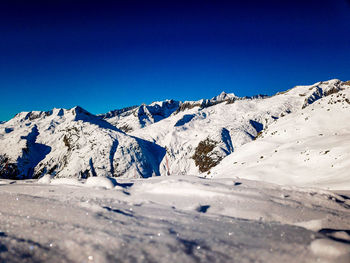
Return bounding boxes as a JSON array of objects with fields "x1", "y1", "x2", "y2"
[{"x1": 1, "y1": 0, "x2": 350, "y2": 121}]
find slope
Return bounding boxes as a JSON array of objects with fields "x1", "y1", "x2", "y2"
[
  {"x1": 131, "y1": 79, "x2": 347, "y2": 177},
  {"x1": 209, "y1": 81, "x2": 350, "y2": 190},
  {"x1": 0, "y1": 107, "x2": 165, "y2": 179}
]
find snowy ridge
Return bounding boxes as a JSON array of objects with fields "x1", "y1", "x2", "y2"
[
  {"x1": 100, "y1": 99, "x2": 181, "y2": 132},
  {"x1": 0, "y1": 106, "x2": 164, "y2": 179},
  {"x1": 1, "y1": 79, "x2": 350, "y2": 262},
  {"x1": 1, "y1": 79, "x2": 350, "y2": 189},
  {"x1": 100, "y1": 93, "x2": 240, "y2": 132},
  {"x1": 131, "y1": 79, "x2": 349, "y2": 179},
  {"x1": 210, "y1": 80, "x2": 350, "y2": 189},
  {"x1": 210, "y1": 91, "x2": 236, "y2": 101}
]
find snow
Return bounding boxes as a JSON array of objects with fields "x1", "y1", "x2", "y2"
[
  {"x1": 210, "y1": 84, "x2": 350, "y2": 190},
  {"x1": 1, "y1": 79, "x2": 350, "y2": 262},
  {"x1": 0, "y1": 106, "x2": 163, "y2": 179},
  {"x1": 1, "y1": 79, "x2": 349, "y2": 183},
  {"x1": 0, "y1": 176, "x2": 349, "y2": 262},
  {"x1": 310, "y1": 239, "x2": 350, "y2": 261},
  {"x1": 85, "y1": 176, "x2": 117, "y2": 189},
  {"x1": 100, "y1": 99, "x2": 181, "y2": 131},
  {"x1": 37, "y1": 174, "x2": 52, "y2": 184},
  {"x1": 131, "y1": 79, "x2": 349, "y2": 177},
  {"x1": 50, "y1": 177, "x2": 84, "y2": 186},
  {"x1": 210, "y1": 91, "x2": 236, "y2": 101}
]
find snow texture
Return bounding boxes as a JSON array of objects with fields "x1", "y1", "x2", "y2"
[
  {"x1": 0, "y1": 176, "x2": 349, "y2": 262},
  {"x1": 0, "y1": 106, "x2": 165, "y2": 179},
  {"x1": 210, "y1": 80, "x2": 350, "y2": 190},
  {"x1": 0, "y1": 79, "x2": 350, "y2": 262},
  {"x1": 2, "y1": 79, "x2": 349, "y2": 183}
]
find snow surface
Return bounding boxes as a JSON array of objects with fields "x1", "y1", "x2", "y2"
[
  {"x1": 210, "y1": 82, "x2": 350, "y2": 190},
  {"x1": 1, "y1": 79, "x2": 348, "y2": 183},
  {"x1": 1, "y1": 79, "x2": 350, "y2": 262},
  {"x1": 0, "y1": 176, "x2": 349, "y2": 262},
  {"x1": 131, "y1": 79, "x2": 349, "y2": 178}
]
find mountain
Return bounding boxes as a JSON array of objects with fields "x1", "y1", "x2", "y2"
[
  {"x1": 99, "y1": 92, "x2": 240, "y2": 132},
  {"x1": 0, "y1": 79, "x2": 349, "y2": 187},
  {"x1": 209, "y1": 79, "x2": 350, "y2": 189},
  {"x1": 130, "y1": 79, "x2": 349, "y2": 178},
  {"x1": 99, "y1": 100, "x2": 181, "y2": 132},
  {"x1": 1, "y1": 80, "x2": 350, "y2": 263},
  {"x1": 0, "y1": 106, "x2": 164, "y2": 179}
]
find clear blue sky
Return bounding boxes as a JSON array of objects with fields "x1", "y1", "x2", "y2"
[{"x1": 1, "y1": 0, "x2": 350, "y2": 121}]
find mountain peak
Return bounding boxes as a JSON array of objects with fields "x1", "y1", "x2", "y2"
[
  {"x1": 70, "y1": 106, "x2": 93, "y2": 117},
  {"x1": 211, "y1": 91, "x2": 236, "y2": 102}
]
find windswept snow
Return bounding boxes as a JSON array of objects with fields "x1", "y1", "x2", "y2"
[{"x1": 0, "y1": 176, "x2": 349, "y2": 262}]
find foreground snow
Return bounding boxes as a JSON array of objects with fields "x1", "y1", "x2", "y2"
[{"x1": 0, "y1": 176, "x2": 349, "y2": 262}]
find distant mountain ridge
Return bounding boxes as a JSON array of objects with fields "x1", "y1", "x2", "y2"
[
  {"x1": 0, "y1": 79, "x2": 349, "y2": 189},
  {"x1": 0, "y1": 106, "x2": 164, "y2": 179},
  {"x1": 99, "y1": 91, "x2": 268, "y2": 132}
]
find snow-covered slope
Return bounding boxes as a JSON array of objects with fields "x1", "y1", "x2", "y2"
[
  {"x1": 210, "y1": 80, "x2": 350, "y2": 190},
  {"x1": 1, "y1": 80, "x2": 350, "y2": 262},
  {"x1": 0, "y1": 106, "x2": 165, "y2": 179},
  {"x1": 1, "y1": 79, "x2": 349, "y2": 184},
  {"x1": 131, "y1": 79, "x2": 348, "y2": 177}
]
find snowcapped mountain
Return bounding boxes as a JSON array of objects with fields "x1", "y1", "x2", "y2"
[
  {"x1": 211, "y1": 91, "x2": 236, "y2": 101},
  {"x1": 99, "y1": 92, "x2": 240, "y2": 132},
  {"x1": 99, "y1": 100, "x2": 181, "y2": 132},
  {"x1": 0, "y1": 106, "x2": 164, "y2": 179},
  {"x1": 0, "y1": 79, "x2": 349, "y2": 187},
  {"x1": 209, "y1": 80, "x2": 350, "y2": 190},
  {"x1": 131, "y1": 79, "x2": 349, "y2": 178}
]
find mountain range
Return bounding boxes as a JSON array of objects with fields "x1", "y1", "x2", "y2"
[{"x1": 1, "y1": 79, "x2": 349, "y2": 189}]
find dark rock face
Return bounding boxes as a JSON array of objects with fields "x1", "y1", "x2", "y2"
[
  {"x1": 192, "y1": 138, "x2": 222, "y2": 173},
  {"x1": 0, "y1": 155, "x2": 19, "y2": 179}
]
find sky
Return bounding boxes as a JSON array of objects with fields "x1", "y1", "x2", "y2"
[{"x1": 1, "y1": 0, "x2": 350, "y2": 121}]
